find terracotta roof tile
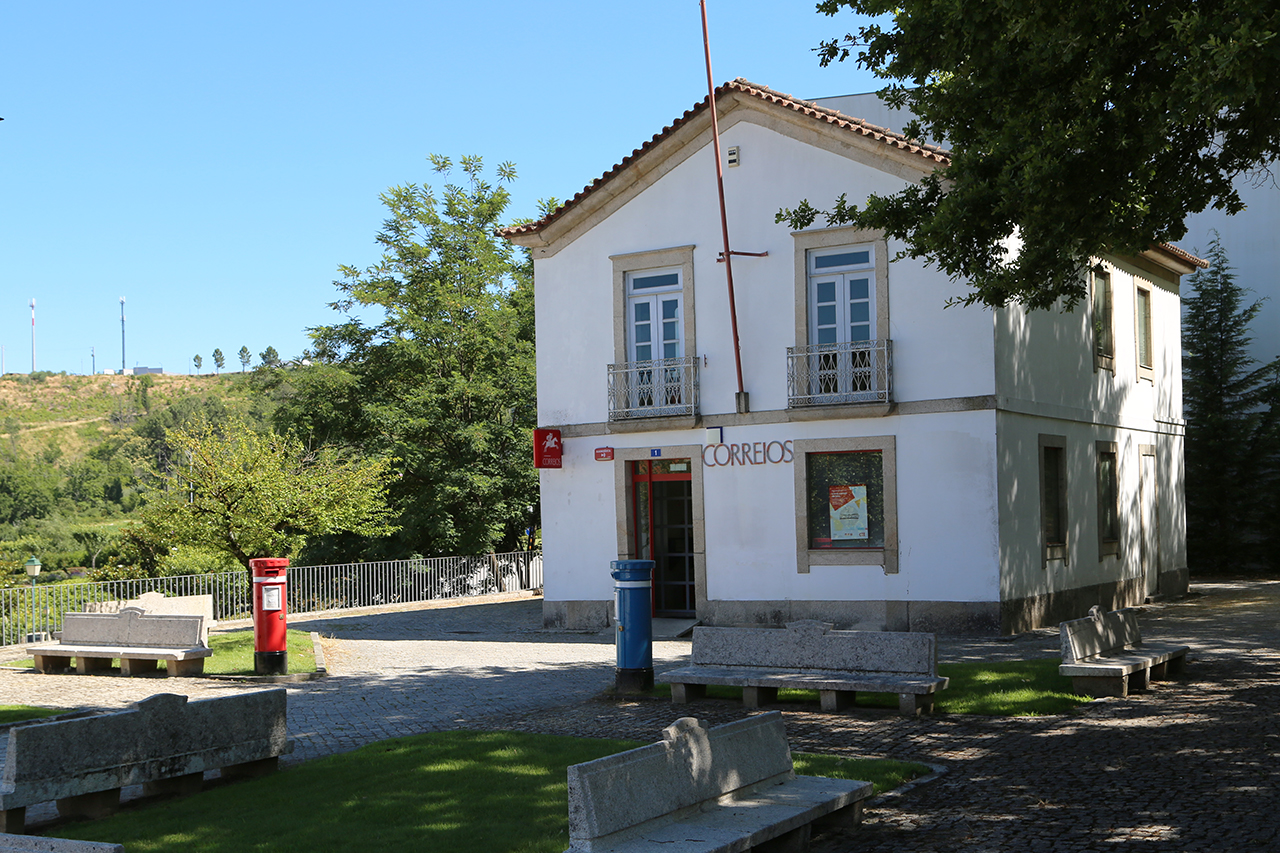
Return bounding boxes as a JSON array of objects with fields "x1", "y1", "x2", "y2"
[
  {"x1": 1151, "y1": 241, "x2": 1210, "y2": 269},
  {"x1": 498, "y1": 78, "x2": 950, "y2": 239}
]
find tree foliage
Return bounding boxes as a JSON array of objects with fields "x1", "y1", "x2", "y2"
[
  {"x1": 1182, "y1": 235, "x2": 1280, "y2": 572},
  {"x1": 212, "y1": 348, "x2": 225, "y2": 373},
  {"x1": 192, "y1": 354, "x2": 202, "y2": 373},
  {"x1": 135, "y1": 419, "x2": 399, "y2": 570},
  {"x1": 786, "y1": 1, "x2": 1280, "y2": 309},
  {"x1": 238, "y1": 346, "x2": 252, "y2": 371},
  {"x1": 296, "y1": 154, "x2": 537, "y2": 559}
]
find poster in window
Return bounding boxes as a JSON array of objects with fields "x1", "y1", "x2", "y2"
[{"x1": 829, "y1": 485, "x2": 868, "y2": 540}]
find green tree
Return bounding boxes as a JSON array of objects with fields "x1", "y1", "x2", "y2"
[
  {"x1": 303, "y1": 154, "x2": 537, "y2": 558},
  {"x1": 784, "y1": 1, "x2": 1280, "y2": 309},
  {"x1": 1183, "y1": 235, "x2": 1280, "y2": 573},
  {"x1": 259, "y1": 346, "x2": 280, "y2": 368},
  {"x1": 239, "y1": 346, "x2": 252, "y2": 372},
  {"x1": 193, "y1": 354, "x2": 203, "y2": 374},
  {"x1": 212, "y1": 348, "x2": 225, "y2": 373},
  {"x1": 135, "y1": 419, "x2": 398, "y2": 571}
]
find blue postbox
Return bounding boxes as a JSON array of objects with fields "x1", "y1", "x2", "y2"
[{"x1": 611, "y1": 559, "x2": 655, "y2": 692}]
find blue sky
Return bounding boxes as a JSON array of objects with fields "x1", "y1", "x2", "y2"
[{"x1": 1, "y1": 2, "x2": 883, "y2": 376}]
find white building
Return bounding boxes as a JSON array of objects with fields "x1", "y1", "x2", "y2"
[{"x1": 502, "y1": 79, "x2": 1202, "y2": 634}]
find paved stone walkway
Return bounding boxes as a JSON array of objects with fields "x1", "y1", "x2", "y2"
[{"x1": 2, "y1": 581, "x2": 1277, "y2": 850}]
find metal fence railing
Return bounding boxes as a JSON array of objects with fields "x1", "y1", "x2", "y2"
[{"x1": 0, "y1": 551, "x2": 543, "y2": 648}]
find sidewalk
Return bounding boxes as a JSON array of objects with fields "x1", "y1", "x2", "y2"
[{"x1": 3, "y1": 581, "x2": 1276, "y2": 850}]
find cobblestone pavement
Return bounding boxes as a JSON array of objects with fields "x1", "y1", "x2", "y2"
[{"x1": 2, "y1": 582, "x2": 1278, "y2": 850}]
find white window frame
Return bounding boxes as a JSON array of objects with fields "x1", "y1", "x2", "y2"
[
  {"x1": 611, "y1": 246, "x2": 696, "y2": 366},
  {"x1": 626, "y1": 268, "x2": 684, "y2": 364},
  {"x1": 807, "y1": 245, "x2": 877, "y2": 346},
  {"x1": 1092, "y1": 266, "x2": 1115, "y2": 373},
  {"x1": 1135, "y1": 286, "x2": 1154, "y2": 382}
]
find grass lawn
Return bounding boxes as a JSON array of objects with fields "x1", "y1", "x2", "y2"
[
  {"x1": 0, "y1": 705, "x2": 65, "y2": 726},
  {"x1": 650, "y1": 659, "x2": 1092, "y2": 716},
  {"x1": 52, "y1": 730, "x2": 930, "y2": 853},
  {"x1": 202, "y1": 628, "x2": 317, "y2": 675},
  {"x1": 2, "y1": 628, "x2": 316, "y2": 678}
]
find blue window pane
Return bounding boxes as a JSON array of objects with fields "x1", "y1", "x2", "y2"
[
  {"x1": 849, "y1": 302, "x2": 870, "y2": 324},
  {"x1": 636, "y1": 345, "x2": 651, "y2": 361},
  {"x1": 662, "y1": 299, "x2": 679, "y2": 319},
  {"x1": 817, "y1": 305, "x2": 836, "y2": 326},
  {"x1": 631, "y1": 272, "x2": 680, "y2": 290},
  {"x1": 814, "y1": 250, "x2": 870, "y2": 269},
  {"x1": 635, "y1": 324, "x2": 651, "y2": 343},
  {"x1": 818, "y1": 328, "x2": 837, "y2": 344},
  {"x1": 662, "y1": 320, "x2": 677, "y2": 341},
  {"x1": 664, "y1": 342, "x2": 678, "y2": 358},
  {"x1": 633, "y1": 302, "x2": 650, "y2": 321},
  {"x1": 816, "y1": 280, "x2": 835, "y2": 303},
  {"x1": 850, "y1": 324, "x2": 871, "y2": 342},
  {"x1": 849, "y1": 278, "x2": 870, "y2": 300}
]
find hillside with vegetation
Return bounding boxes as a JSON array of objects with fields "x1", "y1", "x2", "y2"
[
  {"x1": 0, "y1": 371, "x2": 268, "y2": 583},
  {"x1": 1, "y1": 156, "x2": 538, "y2": 591}
]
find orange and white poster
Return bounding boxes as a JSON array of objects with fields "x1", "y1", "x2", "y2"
[{"x1": 829, "y1": 485, "x2": 868, "y2": 540}]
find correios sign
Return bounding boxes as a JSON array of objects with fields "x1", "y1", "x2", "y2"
[{"x1": 702, "y1": 440, "x2": 794, "y2": 468}]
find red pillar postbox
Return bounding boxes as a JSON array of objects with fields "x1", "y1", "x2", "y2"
[{"x1": 251, "y1": 557, "x2": 289, "y2": 675}]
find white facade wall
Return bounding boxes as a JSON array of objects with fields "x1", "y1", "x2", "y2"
[
  {"x1": 534, "y1": 117, "x2": 996, "y2": 430},
  {"x1": 994, "y1": 257, "x2": 1188, "y2": 611},
  {"x1": 522, "y1": 86, "x2": 1189, "y2": 633}
]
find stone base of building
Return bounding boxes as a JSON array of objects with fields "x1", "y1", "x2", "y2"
[
  {"x1": 542, "y1": 597, "x2": 1002, "y2": 635},
  {"x1": 1000, "y1": 567, "x2": 1190, "y2": 634},
  {"x1": 543, "y1": 567, "x2": 1189, "y2": 637}
]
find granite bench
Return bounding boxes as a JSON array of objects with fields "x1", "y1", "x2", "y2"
[
  {"x1": 657, "y1": 621, "x2": 949, "y2": 715},
  {"x1": 86, "y1": 592, "x2": 217, "y2": 645},
  {"x1": 565, "y1": 712, "x2": 871, "y2": 853},
  {"x1": 0, "y1": 689, "x2": 293, "y2": 835},
  {"x1": 28, "y1": 608, "x2": 211, "y2": 677},
  {"x1": 0, "y1": 833, "x2": 124, "y2": 852},
  {"x1": 1059, "y1": 606, "x2": 1190, "y2": 698}
]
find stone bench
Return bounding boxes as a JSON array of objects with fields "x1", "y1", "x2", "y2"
[
  {"x1": 1059, "y1": 606, "x2": 1190, "y2": 698},
  {"x1": 28, "y1": 608, "x2": 212, "y2": 677},
  {"x1": 0, "y1": 690, "x2": 293, "y2": 835},
  {"x1": 565, "y1": 712, "x2": 871, "y2": 853},
  {"x1": 86, "y1": 592, "x2": 217, "y2": 645},
  {"x1": 0, "y1": 833, "x2": 123, "y2": 852},
  {"x1": 657, "y1": 621, "x2": 949, "y2": 715}
]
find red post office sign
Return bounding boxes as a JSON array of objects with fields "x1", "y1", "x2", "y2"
[{"x1": 533, "y1": 428, "x2": 563, "y2": 469}]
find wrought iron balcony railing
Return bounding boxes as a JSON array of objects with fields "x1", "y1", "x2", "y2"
[
  {"x1": 607, "y1": 355, "x2": 700, "y2": 421},
  {"x1": 787, "y1": 339, "x2": 892, "y2": 407}
]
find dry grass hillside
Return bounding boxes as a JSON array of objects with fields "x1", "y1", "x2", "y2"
[{"x1": 0, "y1": 372, "x2": 245, "y2": 462}]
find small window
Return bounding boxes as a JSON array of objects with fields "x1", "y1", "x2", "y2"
[
  {"x1": 1096, "y1": 441, "x2": 1120, "y2": 558},
  {"x1": 793, "y1": 435, "x2": 898, "y2": 573},
  {"x1": 1092, "y1": 268, "x2": 1114, "y2": 372},
  {"x1": 1136, "y1": 287, "x2": 1153, "y2": 379},
  {"x1": 805, "y1": 450, "x2": 885, "y2": 550},
  {"x1": 1039, "y1": 435, "x2": 1068, "y2": 563}
]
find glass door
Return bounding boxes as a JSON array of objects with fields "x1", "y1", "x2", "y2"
[{"x1": 630, "y1": 459, "x2": 695, "y2": 616}]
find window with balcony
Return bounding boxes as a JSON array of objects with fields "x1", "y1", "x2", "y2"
[
  {"x1": 788, "y1": 230, "x2": 891, "y2": 408},
  {"x1": 608, "y1": 246, "x2": 698, "y2": 421}
]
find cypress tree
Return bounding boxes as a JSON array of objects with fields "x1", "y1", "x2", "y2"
[{"x1": 1182, "y1": 234, "x2": 1280, "y2": 573}]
